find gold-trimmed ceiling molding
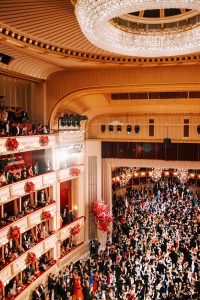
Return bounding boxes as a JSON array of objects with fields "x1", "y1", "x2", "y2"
[{"x1": 0, "y1": 23, "x2": 200, "y2": 68}]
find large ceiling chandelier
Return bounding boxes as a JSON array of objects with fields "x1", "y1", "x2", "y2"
[{"x1": 74, "y1": 0, "x2": 200, "y2": 57}]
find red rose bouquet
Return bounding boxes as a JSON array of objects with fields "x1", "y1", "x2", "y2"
[
  {"x1": 10, "y1": 226, "x2": 21, "y2": 240},
  {"x1": 40, "y1": 135, "x2": 49, "y2": 146},
  {"x1": 92, "y1": 200, "x2": 113, "y2": 232},
  {"x1": 71, "y1": 223, "x2": 81, "y2": 235},
  {"x1": 6, "y1": 138, "x2": 19, "y2": 151},
  {"x1": 42, "y1": 211, "x2": 51, "y2": 221},
  {"x1": 26, "y1": 181, "x2": 35, "y2": 192},
  {"x1": 28, "y1": 252, "x2": 37, "y2": 264},
  {"x1": 71, "y1": 168, "x2": 80, "y2": 177}
]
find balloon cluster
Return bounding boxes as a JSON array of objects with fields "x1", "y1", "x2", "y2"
[{"x1": 92, "y1": 200, "x2": 113, "y2": 232}]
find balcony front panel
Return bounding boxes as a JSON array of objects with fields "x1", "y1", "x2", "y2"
[
  {"x1": 58, "y1": 242, "x2": 89, "y2": 268},
  {"x1": 0, "y1": 186, "x2": 10, "y2": 204},
  {"x1": 0, "y1": 135, "x2": 57, "y2": 155},
  {"x1": 43, "y1": 202, "x2": 56, "y2": 217},
  {"x1": 59, "y1": 216, "x2": 84, "y2": 242},
  {"x1": 42, "y1": 172, "x2": 57, "y2": 186},
  {"x1": 31, "y1": 176, "x2": 43, "y2": 190},
  {"x1": 44, "y1": 233, "x2": 57, "y2": 252},
  {"x1": 27, "y1": 209, "x2": 42, "y2": 228},
  {"x1": 10, "y1": 180, "x2": 26, "y2": 198},
  {"x1": 0, "y1": 264, "x2": 12, "y2": 286},
  {"x1": 0, "y1": 224, "x2": 10, "y2": 245},
  {"x1": 12, "y1": 253, "x2": 27, "y2": 275},
  {"x1": 14, "y1": 217, "x2": 28, "y2": 234}
]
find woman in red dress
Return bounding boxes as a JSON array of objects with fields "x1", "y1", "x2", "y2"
[{"x1": 93, "y1": 271, "x2": 99, "y2": 292}]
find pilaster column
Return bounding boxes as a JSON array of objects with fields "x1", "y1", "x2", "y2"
[{"x1": 71, "y1": 174, "x2": 85, "y2": 218}]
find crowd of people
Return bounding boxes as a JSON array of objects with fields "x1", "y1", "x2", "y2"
[
  {"x1": 0, "y1": 157, "x2": 52, "y2": 187},
  {"x1": 0, "y1": 106, "x2": 49, "y2": 136},
  {"x1": 29, "y1": 177, "x2": 199, "y2": 300},
  {"x1": 0, "y1": 219, "x2": 53, "y2": 271},
  {"x1": 6, "y1": 254, "x2": 55, "y2": 299}
]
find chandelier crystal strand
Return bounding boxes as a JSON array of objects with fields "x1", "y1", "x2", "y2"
[{"x1": 75, "y1": 0, "x2": 200, "y2": 57}]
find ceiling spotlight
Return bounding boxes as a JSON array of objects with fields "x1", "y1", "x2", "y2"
[
  {"x1": 197, "y1": 125, "x2": 200, "y2": 134},
  {"x1": 117, "y1": 125, "x2": 122, "y2": 132},
  {"x1": 109, "y1": 125, "x2": 114, "y2": 132},
  {"x1": 134, "y1": 125, "x2": 140, "y2": 134},
  {"x1": 127, "y1": 125, "x2": 132, "y2": 133},
  {"x1": 101, "y1": 125, "x2": 106, "y2": 133}
]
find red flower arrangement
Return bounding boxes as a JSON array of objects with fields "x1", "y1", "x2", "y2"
[
  {"x1": 71, "y1": 168, "x2": 80, "y2": 177},
  {"x1": 42, "y1": 211, "x2": 51, "y2": 221},
  {"x1": 28, "y1": 252, "x2": 37, "y2": 264},
  {"x1": 71, "y1": 223, "x2": 81, "y2": 235},
  {"x1": 0, "y1": 280, "x2": 4, "y2": 291},
  {"x1": 6, "y1": 138, "x2": 19, "y2": 151},
  {"x1": 40, "y1": 135, "x2": 49, "y2": 146},
  {"x1": 26, "y1": 181, "x2": 35, "y2": 192},
  {"x1": 10, "y1": 226, "x2": 21, "y2": 241},
  {"x1": 92, "y1": 200, "x2": 113, "y2": 232}
]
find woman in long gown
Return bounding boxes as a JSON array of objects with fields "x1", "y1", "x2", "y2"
[{"x1": 73, "y1": 275, "x2": 84, "y2": 300}]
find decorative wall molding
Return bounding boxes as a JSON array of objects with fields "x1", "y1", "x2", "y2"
[{"x1": 1, "y1": 23, "x2": 199, "y2": 66}]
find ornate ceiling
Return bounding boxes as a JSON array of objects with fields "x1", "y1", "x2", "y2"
[{"x1": 0, "y1": 0, "x2": 199, "y2": 79}]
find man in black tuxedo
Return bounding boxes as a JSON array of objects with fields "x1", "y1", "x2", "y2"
[
  {"x1": 37, "y1": 190, "x2": 47, "y2": 207},
  {"x1": 38, "y1": 284, "x2": 45, "y2": 300},
  {"x1": 32, "y1": 287, "x2": 40, "y2": 300}
]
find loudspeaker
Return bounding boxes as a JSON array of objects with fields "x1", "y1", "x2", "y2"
[
  {"x1": 163, "y1": 138, "x2": 171, "y2": 146},
  {"x1": 109, "y1": 125, "x2": 113, "y2": 132},
  {"x1": 127, "y1": 125, "x2": 132, "y2": 133},
  {"x1": 101, "y1": 125, "x2": 106, "y2": 133},
  {"x1": 197, "y1": 125, "x2": 200, "y2": 134},
  {"x1": 0, "y1": 53, "x2": 13, "y2": 65},
  {"x1": 134, "y1": 125, "x2": 140, "y2": 134}
]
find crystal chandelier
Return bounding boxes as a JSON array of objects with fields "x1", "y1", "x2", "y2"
[
  {"x1": 74, "y1": 0, "x2": 200, "y2": 57},
  {"x1": 177, "y1": 169, "x2": 188, "y2": 184},
  {"x1": 151, "y1": 168, "x2": 163, "y2": 182}
]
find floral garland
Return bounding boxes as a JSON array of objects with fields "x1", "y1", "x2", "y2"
[
  {"x1": 42, "y1": 211, "x2": 51, "y2": 221},
  {"x1": 26, "y1": 181, "x2": 35, "y2": 192},
  {"x1": 6, "y1": 138, "x2": 19, "y2": 151},
  {"x1": 10, "y1": 226, "x2": 21, "y2": 241},
  {"x1": 0, "y1": 280, "x2": 3, "y2": 291},
  {"x1": 71, "y1": 168, "x2": 80, "y2": 177},
  {"x1": 27, "y1": 252, "x2": 37, "y2": 264},
  {"x1": 71, "y1": 223, "x2": 81, "y2": 235},
  {"x1": 92, "y1": 200, "x2": 113, "y2": 232},
  {"x1": 40, "y1": 135, "x2": 49, "y2": 146}
]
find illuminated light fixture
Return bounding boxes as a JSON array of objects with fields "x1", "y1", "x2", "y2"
[
  {"x1": 117, "y1": 125, "x2": 122, "y2": 132},
  {"x1": 134, "y1": 125, "x2": 140, "y2": 134},
  {"x1": 101, "y1": 124, "x2": 106, "y2": 133},
  {"x1": 165, "y1": 171, "x2": 169, "y2": 176},
  {"x1": 127, "y1": 125, "x2": 132, "y2": 133},
  {"x1": 141, "y1": 172, "x2": 145, "y2": 176},
  {"x1": 134, "y1": 172, "x2": 138, "y2": 176},
  {"x1": 149, "y1": 171, "x2": 153, "y2": 176},
  {"x1": 151, "y1": 168, "x2": 162, "y2": 182},
  {"x1": 75, "y1": 1, "x2": 200, "y2": 57},
  {"x1": 190, "y1": 173, "x2": 195, "y2": 177},
  {"x1": 109, "y1": 125, "x2": 114, "y2": 132},
  {"x1": 173, "y1": 172, "x2": 178, "y2": 176}
]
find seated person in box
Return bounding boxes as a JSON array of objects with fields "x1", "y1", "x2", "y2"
[{"x1": 0, "y1": 212, "x2": 10, "y2": 226}]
